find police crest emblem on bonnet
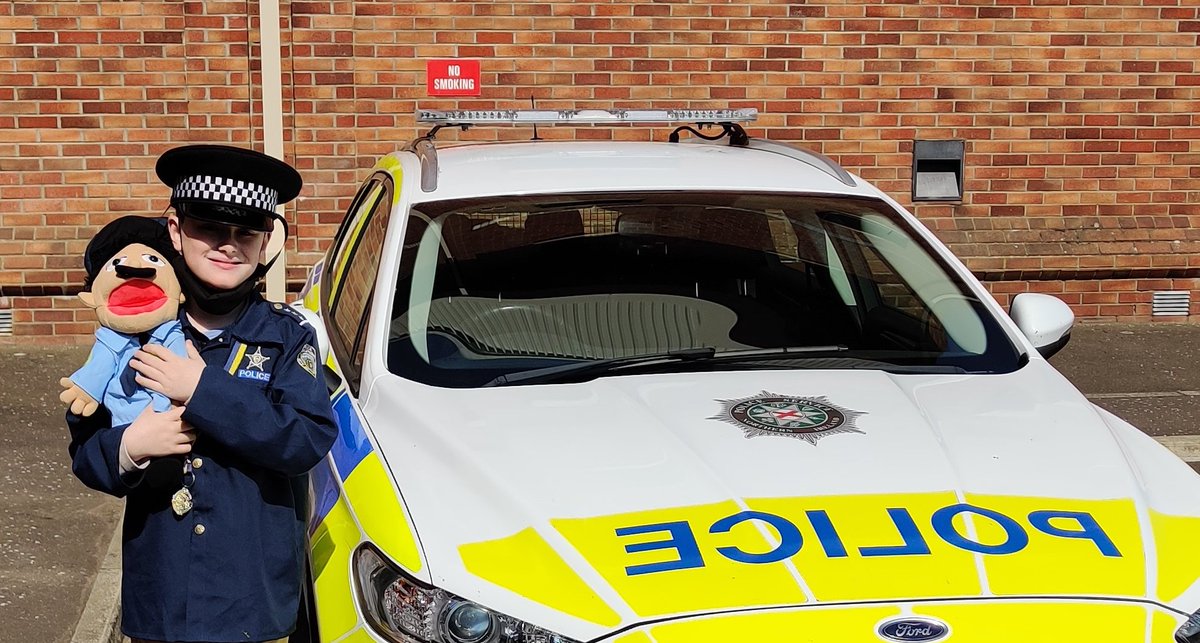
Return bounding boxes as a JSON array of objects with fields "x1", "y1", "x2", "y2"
[{"x1": 709, "y1": 391, "x2": 865, "y2": 445}]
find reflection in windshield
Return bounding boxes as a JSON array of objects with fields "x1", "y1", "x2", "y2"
[{"x1": 387, "y1": 192, "x2": 1021, "y2": 387}]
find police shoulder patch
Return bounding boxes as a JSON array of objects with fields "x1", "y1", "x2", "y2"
[{"x1": 297, "y1": 344, "x2": 318, "y2": 378}]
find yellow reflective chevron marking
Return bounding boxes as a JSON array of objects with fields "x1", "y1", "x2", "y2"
[
  {"x1": 1151, "y1": 509, "x2": 1200, "y2": 602},
  {"x1": 747, "y1": 493, "x2": 981, "y2": 601},
  {"x1": 553, "y1": 501, "x2": 808, "y2": 618},
  {"x1": 459, "y1": 527, "x2": 622, "y2": 627},
  {"x1": 311, "y1": 496, "x2": 362, "y2": 642},
  {"x1": 342, "y1": 451, "x2": 422, "y2": 573},
  {"x1": 969, "y1": 494, "x2": 1145, "y2": 597}
]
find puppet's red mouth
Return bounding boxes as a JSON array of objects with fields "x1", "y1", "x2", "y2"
[{"x1": 107, "y1": 280, "x2": 168, "y2": 316}]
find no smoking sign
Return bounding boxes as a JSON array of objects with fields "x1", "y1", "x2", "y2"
[{"x1": 426, "y1": 59, "x2": 481, "y2": 97}]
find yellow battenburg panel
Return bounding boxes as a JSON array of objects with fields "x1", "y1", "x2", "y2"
[
  {"x1": 458, "y1": 527, "x2": 622, "y2": 627},
  {"x1": 1151, "y1": 509, "x2": 1200, "y2": 602},
  {"x1": 342, "y1": 452, "x2": 423, "y2": 573},
  {"x1": 748, "y1": 493, "x2": 981, "y2": 601},
  {"x1": 302, "y1": 275, "x2": 321, "y2": 313},
  {"x1": 920, "y1": 601, "x2": 1149, "y2": 641},
  {"x1": 646, "y1": 605, "x2": 899, "y2": 643},
  {"x1": 311, "y1": 496, "x2": 364, "y2": 642},
  {"x1": 966, "y1": 494, "x2": 1145, "y2": 597},
  {"x1": 553, "y1": 501, "x2": 808, "y2": 618}
]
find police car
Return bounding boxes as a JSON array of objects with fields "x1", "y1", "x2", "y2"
[{"x1": 294, "y1": 109, "x2": 1200, "y2": 643}]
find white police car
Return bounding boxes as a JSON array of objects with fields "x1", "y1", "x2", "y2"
[{"x1": 295, "y1": 109, "x2": 1200, "y2": 643}]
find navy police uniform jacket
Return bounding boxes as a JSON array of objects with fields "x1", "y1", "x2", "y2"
[{"x1": 68, "y1": 295, "x2": 338, "y2": 642}]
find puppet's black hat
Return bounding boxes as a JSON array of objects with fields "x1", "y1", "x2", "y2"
[
  {"x1": 83, "y1": 216, "x2": 178, "y2": 288},
  {"x1": 155, "y1": 144, "x2": 302, "y2": 232}
]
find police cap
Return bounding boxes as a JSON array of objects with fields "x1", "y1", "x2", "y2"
[
  {"x1": 155, "y1": 144, "x2": 302, "y2": 233},
  {"x1": 83, "y1": 216, "x2": 177, "y2": 288}
]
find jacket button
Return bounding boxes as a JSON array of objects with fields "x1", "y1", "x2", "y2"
[
  {"x1": 191, "y1": 457, "x2": 203, "y2": 469},
  {"x1": 194, "y1": 524, "x2": 205, "y2": 535}
]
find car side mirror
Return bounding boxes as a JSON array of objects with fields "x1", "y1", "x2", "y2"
[
  {"x1": 1009, "y1": 293, "x2": 1074, "y2": 359},
  {"x1": 289, "y1": 301, "x2": 331, "y2": 366}
]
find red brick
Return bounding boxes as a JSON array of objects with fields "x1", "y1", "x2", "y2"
[{"x1": 0, "y1": 0, "x2": 1196, "y2": 338}]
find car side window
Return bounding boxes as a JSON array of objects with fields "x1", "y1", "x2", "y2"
[{"x1": 323, "y1": 173, "x2": 394, "y2": 393}]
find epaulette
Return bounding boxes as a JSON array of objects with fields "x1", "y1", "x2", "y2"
[{"x1": 269, "y1": 302, "x2": 310, "y2": 327}]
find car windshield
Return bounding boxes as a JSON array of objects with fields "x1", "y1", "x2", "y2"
[{"x1": 386, "y1": 191, "x2": 1022, "y2": 387}]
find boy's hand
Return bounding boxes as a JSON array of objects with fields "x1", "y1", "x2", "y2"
[
  {"x1": 122, "y1": 405, "x2": 194, "y2": 463},
  {"x1": 59, "y1": 377, "x2": 100, "y2": 416},
  {"x1": 131, "y1": 340, "x2": 206, "y2": 404}
]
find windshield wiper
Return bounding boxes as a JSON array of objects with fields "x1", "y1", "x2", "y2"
[
  {"x1": 706, "y1": 347, "x2": 968, "y2": 374},
  {"x1": 482, "y1": 345, "x2": 973, "y2": 386},
  {"x1": 706, "y1": 345, "x2": 848, "y2": 360},
  {"x1": 481, "y1": 345, "x2": 854, "y2": 387},
  {"x1": 482, "y1": 347, "x2": 718, "y2": 386}
]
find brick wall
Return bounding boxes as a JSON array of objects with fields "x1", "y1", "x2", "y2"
[{"x1": 1, "y1": 0, "x2": 1198, "y2": 343}]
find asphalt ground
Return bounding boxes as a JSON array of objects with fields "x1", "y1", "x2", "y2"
[{"x1": 0, "y1": 323, "x2": 1197, "y2": 643}]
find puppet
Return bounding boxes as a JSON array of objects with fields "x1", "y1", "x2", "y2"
[{"x1": 59, "y1": 216, "x2": 187, "y2": 427}]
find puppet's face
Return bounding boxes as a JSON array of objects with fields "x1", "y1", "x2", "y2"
[{"x1": 78, "y1": 242, "x2": 184, "y2": 333}]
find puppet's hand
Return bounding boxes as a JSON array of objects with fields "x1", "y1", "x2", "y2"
[
  {"x1": 131, "y1": 341, "x2": 205, "y2": 404},
  {"x1": 59, "y1": 377, "x2": 99, "y2": 416}
]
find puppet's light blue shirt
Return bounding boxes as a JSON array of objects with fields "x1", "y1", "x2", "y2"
[{"x1": 70, "y1": 320, "x2": 186, "y2": 427}]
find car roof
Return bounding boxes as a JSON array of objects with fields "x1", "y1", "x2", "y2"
[{"x1": 402, "y1": 139, "x2": 884, "y2": 204}]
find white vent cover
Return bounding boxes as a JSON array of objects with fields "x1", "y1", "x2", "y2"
[
  {"x1": 1152, "y1": 291, "x2": 1191, "y2": 317},
  {"x1": 0, "y1": 309, "x2": 11, "y2": 336}
]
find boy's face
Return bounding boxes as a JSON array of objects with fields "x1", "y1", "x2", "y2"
[{"x1": 168, "y1": 213, "x2": 269, "y2": 291}]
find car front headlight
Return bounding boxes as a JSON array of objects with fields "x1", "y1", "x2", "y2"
[{"x1": 354, "y1": 543, "x2": 581, "y2": 643}]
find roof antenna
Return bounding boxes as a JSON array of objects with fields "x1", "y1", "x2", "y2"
[{"x1": 530, "y1": 95, "x2": 542, "y2": 141}]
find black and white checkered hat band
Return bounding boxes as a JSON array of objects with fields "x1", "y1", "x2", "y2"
[{"x1": 173, "y1": 175, "x2": 279, "y2": 212}]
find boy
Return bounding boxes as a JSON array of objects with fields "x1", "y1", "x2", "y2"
[{"x1": 67, "y1": 144, "x2": 338, "y2": 643}]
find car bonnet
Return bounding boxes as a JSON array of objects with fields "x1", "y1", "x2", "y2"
[{"x1": 338, "y1": 361, "x2": 1200, "y2": 640}]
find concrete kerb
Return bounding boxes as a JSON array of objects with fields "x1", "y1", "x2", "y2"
[{"x1": 70, "y1": 518, "x2": 122, "y2": 643}]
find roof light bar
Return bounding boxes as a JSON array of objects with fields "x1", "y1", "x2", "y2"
[{"x1": 417, "y1": 108, "x2": 758, "y2": 126}]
